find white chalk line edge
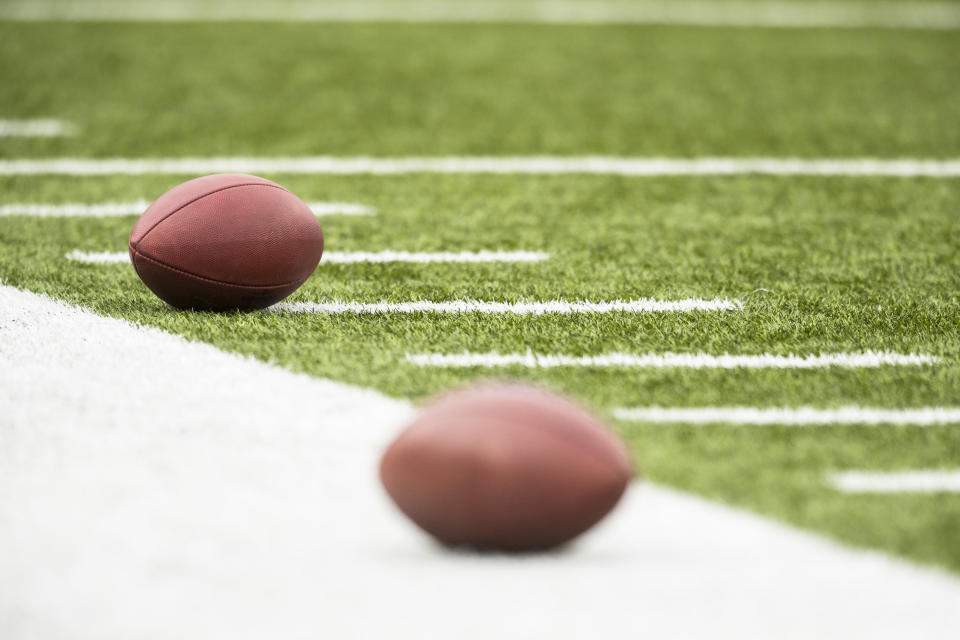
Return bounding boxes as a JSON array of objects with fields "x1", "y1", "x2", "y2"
[
  {"x1": 274, "y1": 298, "x2": 743, "y2": 314},
  {"x1": 2, "y1": 157, "x2": 960, "y2": 176}
]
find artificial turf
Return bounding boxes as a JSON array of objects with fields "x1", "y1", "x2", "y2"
[
  {"x1": 1, "y1": 23, "x2": 959, "y2": 158},
  {"x1": 1, "y1": 20, "x2": 958, "y2": 571}
]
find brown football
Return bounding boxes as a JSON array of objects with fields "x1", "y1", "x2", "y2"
[
  {"x1": 380, "y1": 384, "x2": 632, "y2": 552},
  {"x1": 129, "y1": 174, "x2": 323, "y2": 311}
]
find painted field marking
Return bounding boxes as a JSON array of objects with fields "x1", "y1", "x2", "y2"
[
  {"x1": 2, "y1": 157, "x2": 960, "y2": 176},
  {"x1": 1, "y1": 1, "x2": 958, "y2": 29},
  {"x1": 305, "y1": 202, "x2": 376, "y2": 216},
  {"x1": 0, "y1": 200, "x2": 152, "y2": 217},
  {"x1": 65, "y1": 249, "x2": 548, "y2": 265},
  {"x1": 613, "y1": 406, "x2": 960, "y2": 426},
  {"x1": 1, "y1": 201, "x2": 374, "y2": 217},
  {"x1": 66, "y1": 250, "x2": 128, "y2": 264},
  {"x1": 3, "y1": 282, "x2": 960, "y2": 639},
  {"x1": 407, "y1": 350, "x2": 938, "y2": 369},
  {"x1": 0, "y1": 119, "x2": 77, "y2": 137},
  {"x1": 829, "y1": 471, "x2": 960, "y2": 493},
  {"x1": 321, "y1": 250, "x2": 549, "y2": 263},
  {"x1": 274, "y1": 298, "x2": 743, "y2": 314}
]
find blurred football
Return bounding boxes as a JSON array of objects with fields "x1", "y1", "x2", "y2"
[
  {"x1": 129, "y1": 174, "x2": 323, "y2": 311},
  {"x1": 380, "y1": 383, "x2": 632, "y2": 552}
]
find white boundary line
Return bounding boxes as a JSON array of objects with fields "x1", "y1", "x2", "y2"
[
  {"x1": 3, "y1": 282, "x2": 960, "y2": 639},
  {"x1": 1, "y1": 201, "x2": 374, "y2": 217},
  {"x1": 613, "y1": 406, "x2": 960, "y2": 425},
  {"x1": 829, "y1": 471, "x2": 960, "y2": 493},
  {"x1": 65, "y1": 249, "x2": 549, "y2": 265},
  {"x1": 273, "y1": 298, "x2": 743, "y2": 314},
  {"x1": 2, "y1": 157, "x2": 960, "y2": 176},
  {"x1": 1, "y1": 1, "x2": 958, "y2": 29},
  {"x1": 406, "y1": 350, "x2": 939, "y2": 369},
  {"x1": 0, "y1": 119, "x2": 77, "y2": 137}
]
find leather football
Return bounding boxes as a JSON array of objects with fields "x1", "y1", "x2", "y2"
[
  {"x1": 380, "y1": 384, "x2": 632, "y2": 552},
  {"x1": 129, "y1": 174, "x2": 323, "y2": 311}
]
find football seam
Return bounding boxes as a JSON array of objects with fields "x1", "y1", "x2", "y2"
[
  {"x1": 129, "y1": 246, "x2": 302, "y2": 289},
  {"x1": 131, "y1": 181, "x2": 290, "y2": 247}
]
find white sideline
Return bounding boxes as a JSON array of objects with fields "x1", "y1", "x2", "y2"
[
  {"x1": 613, "y1": 406, "x2": 960, "y2": 426},
  {"x1": 65, "y1": 249, "x2": 549, "y2": 265},
  {"x1": 2, "y1": 156, "x2": 960, "y2": 176},
  {"x1": 0, "y1": 119, "x2": 76, "y2": 137},
  {"x1": 274, "y1": 298, "x2": 742, "y2": 314},
  {"x1": 0, "y1": 201, "x2": 374, "y2": 217},
  {"x1": 2, "y1": 282, "x2": 960, "y2": 639},
  {"x1": 829, "y1": 471, "x2": 960, "y2": 493},
  {"x1": 1, "y1": 1, "x2": 958, "y2": 29},
  {"x1": 407, "y1": 350, "x2": 939, "y2": 369}
]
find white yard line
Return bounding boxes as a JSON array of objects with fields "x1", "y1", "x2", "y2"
[
  {"x1": 407, "y1": 350, "x2": 939, "y2": 369},
  {"x1": 305, "y1": 202, "x2": 376, "y2": 216},
  {"x1": 323, "y1": 250, "x2": 549, "y2": 263},
  {"x1": 613, "y1": 406, "x2": 960, "y2": 426},
  {"x1": 1, "y1": 1, "x2": 958, "y2": 29},
  {"x1": 0, "y1": 119, "x2": 77, "y2": 137},
  {"x1": 0, "y1": 200, "x2": 152, "y2": 217},
  {"x1": 65, "y1": 249, "x2": 548, "y2": 265},
  {"x1": 2, "y1": 282, "x2": 960, "y2": 639},
  {"x1": 2, "y1": 156, "x2": 960, "y2": 176},
  {"x1": 829, "y1": 471, "x2": 960, "y2": 493},
  {"x1": 274, "y1": 298, "x2": 742, "y2": 314},
  {"x1": 1, "y1": 201, "x2": 374, "y2": 217},
  {"x1": 65, "y1": 250, "x2": 129, "y2": 264}
]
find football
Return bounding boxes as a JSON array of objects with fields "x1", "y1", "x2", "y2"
[
  {"x1": 380, "y1": 383, "x2": 632, "y2": 552},
  {"x1": 128, "y1": 173, "x2": 324, "y2": 311}
]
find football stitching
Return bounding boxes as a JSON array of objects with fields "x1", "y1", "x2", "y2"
[
  {"x1": 131, "y1": 181, "x2": 290, "y2": 247},
  {"x1": 130, "y1": 246, "x2": 301, "y2": 289}
]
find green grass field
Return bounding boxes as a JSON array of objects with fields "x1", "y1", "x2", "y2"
[{"x1": 1, "y1": 15, "x2": 958, "y2": 572}]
